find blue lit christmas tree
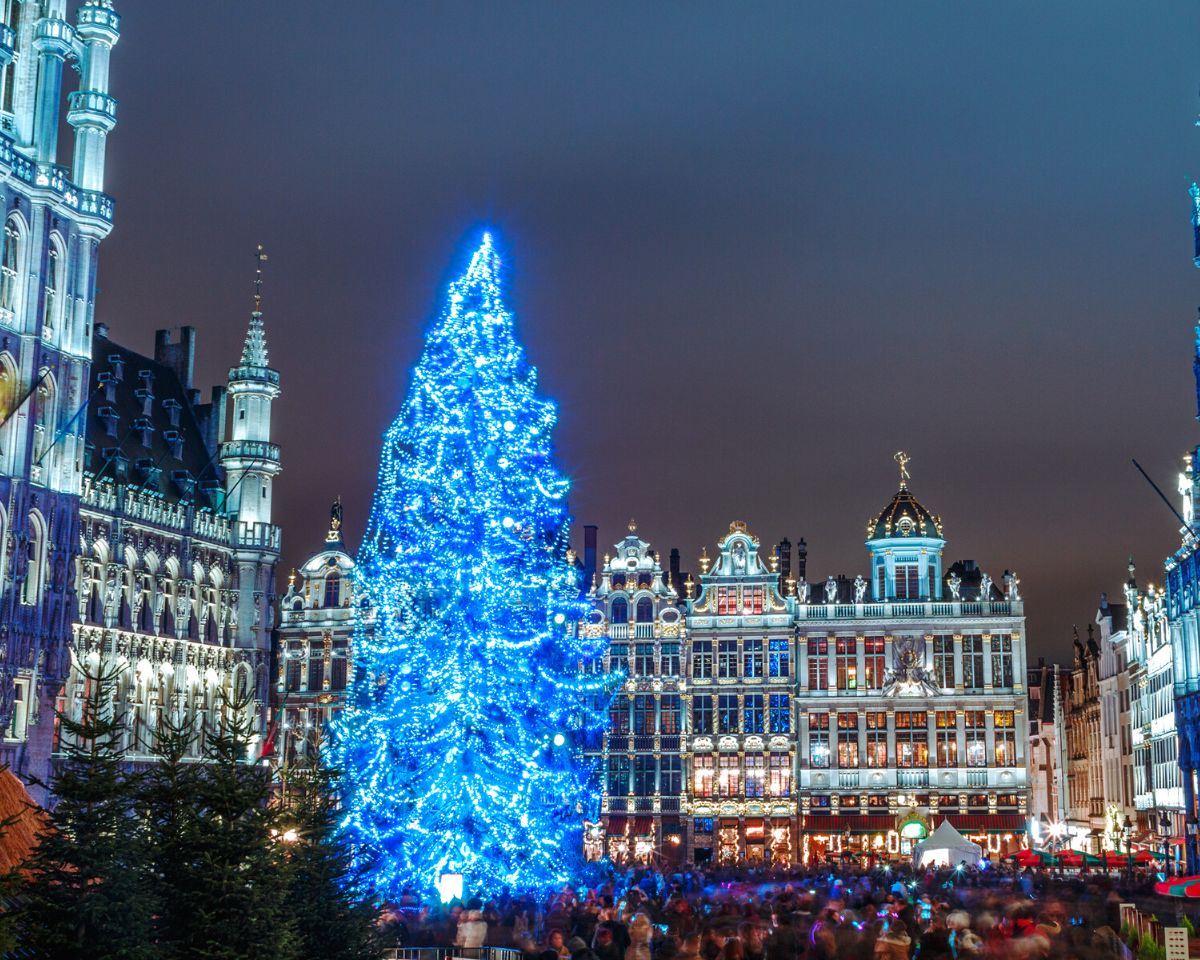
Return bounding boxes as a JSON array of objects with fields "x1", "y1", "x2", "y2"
[{"x1": 332, "y1": 233, "x2": 609, "y2": 899}]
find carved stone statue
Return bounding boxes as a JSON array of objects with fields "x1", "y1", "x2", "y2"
[
  {"x1": 824, "y1": 576, "x2": 838, "y2": 604},
  {"x1": 882, "y1": 635, "x2": 940, "y2": 697},
  {"x1": 979, "y1": 573, "x2": 993, "y2": 601},
  {"x1": 853, "y1": 575, "x2": 867, "y2": 603},
  {"x1": 797, "y1": 577, "x2": 810, "y2": 603},
  {"x1": 947, "y1": 571, "x2": 961, "y2": 600},
  {"x1": 1004, "y1": 570, "x2": 1021, "y2": 601}
]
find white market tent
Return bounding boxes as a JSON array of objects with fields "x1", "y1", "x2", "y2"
[{"x1": 912, "y1": 820, "x2": 983, "y2": 869}]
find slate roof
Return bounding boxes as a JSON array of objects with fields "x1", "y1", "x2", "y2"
[{"x1": 86, "y1": 329, "x2": 225, "y2": 510}]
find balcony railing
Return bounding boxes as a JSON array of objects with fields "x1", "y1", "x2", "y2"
[{"x1": 795, "y1": 599, "x2": 1017, "y2": 621}]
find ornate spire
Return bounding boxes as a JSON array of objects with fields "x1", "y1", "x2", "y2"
[{"x1": 241, "y1": 244, "x2": 269, "y2": 367}]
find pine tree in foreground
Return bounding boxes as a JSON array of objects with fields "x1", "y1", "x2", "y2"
[
  {"x1": 332, "y1": 232, "x2": 610, "y2": 898},
  {"x1": 163, "y1": 696, "x2": 297, "y2": 960},
  {"x1": 137, "y1": 711, "x2": 201, "y2": 960},
  {"x1": 280, "y1": 755, "x2": 381, "y2": 960},
  {"x1": 19, "y1": 663, "x2": 158, "y2": 960}
]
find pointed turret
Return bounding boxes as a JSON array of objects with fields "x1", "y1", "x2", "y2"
[
  {"x1": 219, "y1": 246, "x2": 282, "y2": 674},
  {"x1": 241, "y1": 312, "x2": 268, "y2": 368}
]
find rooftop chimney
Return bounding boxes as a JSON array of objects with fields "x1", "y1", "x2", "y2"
[{"x1": 154, "y1": 326, "x2": 196, "y2": 391}]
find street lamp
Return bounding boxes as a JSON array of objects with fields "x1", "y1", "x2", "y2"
[{"x1": 1122, "y1": 815, "x2": 1133, "y2": 876}]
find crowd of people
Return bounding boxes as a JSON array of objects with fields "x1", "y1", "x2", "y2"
[{"x1": 380, "y1": 862, "x2": 1178, "y2": 960}]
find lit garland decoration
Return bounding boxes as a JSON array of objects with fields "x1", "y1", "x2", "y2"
[{"x1": 331, "y1": 232, "x2": 611, "y2": 899}]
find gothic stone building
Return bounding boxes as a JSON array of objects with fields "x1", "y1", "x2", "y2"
[
  {"x1": 586, "y1": 466, "x2": 1030, "y2": 866},
  {"x1": 0, "y1": 0, "x2": 122, "y2": 785}
]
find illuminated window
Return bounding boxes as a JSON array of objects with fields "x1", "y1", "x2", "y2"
[
  {"x1": 745, "y1": 755, "x2": 765, "y2": 797},
  {"x1": 836, "y1": 637, "x2": 857, "y2": 689},
  {"x1": 660, "y1": 695, "x2": 680, "y2": 735},
  {"x1": 717, "y1": 587, "x2": 736, "y2": 615},
  {"x1": 965, "y1": 709, "x2": 986, "y2": 766},
  {"x1": 607, "y1": 756, "x2": 629, "y2": 795},
  {"x1": 991, "y1": 636, "x2": 1014, "y2": 689},
  {"x1": 692, "y1": 695, "x2": 713, "y2": 734},
  {"x1": 717, "y1": 639, "x2": 738, "y2": 678},
  {"x1": 866, "y1": 712, "x2": 888, "y2": 767},
  {"x1": 742, "y1": 586, "x2": 764, "y2": 614},
  {"x1": 808, "y1": 639, "x2": 828, "y2": 690},
  {"x1": 936, "y1": 710, "x2": 957, "y2": 766},
  {"x1": 769, "y1": 753, "x2": 791, "y2": 796},
  {"x1": 934, "y1": 636, "x2": 955, "y2": 688},
  {"x1": 809, "y1": 712, "x2": 830, "y2": 768},
  {"x1": 660, "y1": 642, "x2": 680, "y2": 675},
  {"x1": 609, "y1": 695, "x2": 630, "y2": 734},
  {"x1": 768, "y1": 693, "x2": 790, "y2": 733},
  {"x1": 693, "y1": 755, "x2": 714, "y2": 798},
  {"x1": 632, "y1": 695, "x2": 654, "y2": 735},
  {"x1": 994, "y1": 709, "x2": 1016, "y2": 766},
  {"x1": 718, "y1": 754, "x2": 739, "y2": 797},
  {"x1": 963, "y1": 636, "x2": 985, "y2": 691},
  {"x1": 894, "y1": 563, "x2": 921, "y2": 600},
  {"x1": 768, "y1": 639, "x2": 790, "y2": 677},
  {"x1": 743, "y1": 694, "x2": 764, "y2": 734},
  {"x1": 743, "y1": 637, "x2": 763, "y2": 678},
  {"x1": 863, "y1": 637, "x2": 885, "y2": 688},
  {"x1": 895, "y1": 711, "x2": 928, "y2": 768},
  {"x1": 634, "y1": 643, "x2": 655, "y2": 675},
  {"x1": 837, "y1": 712, "x2": 859, "y2": 768},
  {"x1": 717, "y1": 694, "x2": 738, "y2": 734},
  {"x1": 632, "y1": 755, "x2": 656, "y2": 795},
  {"x1": 323, "y1": 572, "x2": 341, "y2": 608},
  {"x1": 692, "y1": 640, "x2": 712, "y2": 678},
  {"x1": 661, "y1": 755, "x2": 681, "y2": 794}
]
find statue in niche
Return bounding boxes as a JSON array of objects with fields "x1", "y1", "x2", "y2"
[
  {"x1": 824, "y1": 576, "x2": 838, "y2": 603},
  {"x1": 731, "y1": 540, "x2": 747, "y2": 575},
  {"x1": 947, "y1": 571, "x2": 962, "y2": 600},
  {"x1": 979, "y1": 573, "x2": 993, "y2": 601},
  {"x1": 853, "y1": 575, "x2": 867, "y2": 603}
]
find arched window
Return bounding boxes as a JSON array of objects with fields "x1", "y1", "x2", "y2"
[
  {"x1": 0, "y1": 2, "x2": 19, "y2": 114},
  {"x1": 0, "y1": 216, "x2": 22, "y2": 321},
  {"x1": 323, "y1": 572, "x2": 341, "y2": 608},
  {"x1": 41, "y1": 235, "x2": 64, "y2": 339},
  {"x1": 0, "y1": 352, "x2": 16, "y2": 469},
  {"x1": 22, "y1": 510, "x2": 45, "y2": 606},
  {"x1": 635, "y1": 597, "x2": 654, "y2": 623},
  {"x1": 31, "y1": 369, "x2": 54, "y2": 473},
  {"x1": 610, "y1": 597, "x2": 628, "y2": 625}
]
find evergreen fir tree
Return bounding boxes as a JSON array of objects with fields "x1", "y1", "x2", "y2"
[
  {"x1": 18, "y1": 663, "x2": 158, "y2": 960},
  {"x1": 137, "y1": 711, "x2": 201, "y2": 960},
  {"x1": 159, "y1": 694, "x2": 298, "y2": 960},
  {"x1": 332, "y1": 233, "x2": 610, "y2": 898},
  {"x1": 280, "y1": 749, "x2": 381, "y2": 960}
]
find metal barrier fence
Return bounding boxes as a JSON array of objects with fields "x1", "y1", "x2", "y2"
[{"x1": 384, "y1": 948, "x2": 523, "y2": 960}]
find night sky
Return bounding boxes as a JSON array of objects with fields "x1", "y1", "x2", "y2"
[{"x1": 98, "y1": 1, "x2": 1199, "y2": 663}]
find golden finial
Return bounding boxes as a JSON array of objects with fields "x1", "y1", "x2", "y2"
[
  {"x1": 288, "y1": 568, "x2": 296, "y2": 587},
  {"x1": 628, "y1": 518, "x2": 637, "y2": 533},
  {"x1": 253, "y1": 243, "x2": 268, "y2": 313},
  {"x1": 699, "y1": 547, "x2": 710, "y2": 574},
  {"x1": 894, "y1": 451, "x2": 911, "y2": 489}
]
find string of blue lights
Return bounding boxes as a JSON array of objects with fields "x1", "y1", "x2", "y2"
[{"x1": 332, "y1": 232, "x2": 610, "y2": 899}]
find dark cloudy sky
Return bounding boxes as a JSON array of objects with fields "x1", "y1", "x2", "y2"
[{"x1": 99, "y1": 1, "x2": 1198, "y2": 662}]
